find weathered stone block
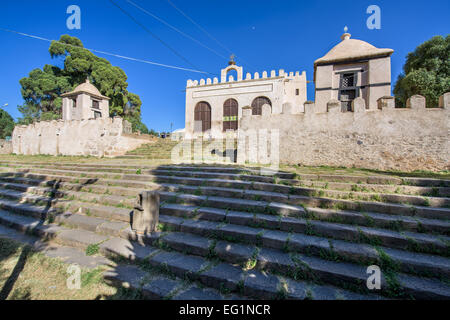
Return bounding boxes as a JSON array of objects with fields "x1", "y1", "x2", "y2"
[
  {"x1": 282, "y1": 103, "x2": 292, "y2": 114},
  {"x1": 132, "y1": 191, "x2": 160, "y2": 235},
  {"x1": 377, "y1": 96, "x2": 395, "y2": 109},
  {"x1": 352, "y1": 97, "x2": 366, "y2": 112},
  {"x1": 406, "y1": 95, "x2": 426, "y2": 109},
  {"x1": 439, "y1": 92, "x2": 450, "y2": 109},
  {"x1": 261, "y1": 104, "x2": 272, "y2": 117}
]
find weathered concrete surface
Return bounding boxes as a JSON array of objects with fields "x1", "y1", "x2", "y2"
[
  {"x1": 0, "y1": 139, "x2": 12, "y2": 154},
  {"x1": 11, "y1": 117, "x2": 153, "y2": 157}
]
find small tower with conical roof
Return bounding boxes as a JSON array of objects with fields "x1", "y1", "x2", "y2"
[
  {"x1": 314, "y1": 28, "x2": 394, "y2": 112},
  {"x1": 61, "y1": 79, "x2": 111, "y2": 121}
]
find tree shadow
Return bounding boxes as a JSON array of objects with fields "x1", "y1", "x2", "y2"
[{"x1": 0, "y1": 245, "x2": 31, "y2": 299}]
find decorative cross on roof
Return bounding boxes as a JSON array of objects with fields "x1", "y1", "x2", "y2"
[{"x1": 228, "y1": 54, "x2": 236, "y2": 65}]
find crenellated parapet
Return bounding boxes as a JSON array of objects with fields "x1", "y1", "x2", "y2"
[
  {"x1": 241, "y1": 93, "x2": 449, "y2": 117},
  {"x1": 187, "y1": 68, "x2": 306, "y2": 88}
]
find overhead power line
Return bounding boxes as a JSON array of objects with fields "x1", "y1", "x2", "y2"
[
  {"x1": 165, "y1": 0, "x2": 256, "y2": 71},
  {"x1": 108, "y1": 0, "x2": 213, "y2": 74},
  {"x1": 126, "y1": 0, "x2": 229, "y2": 61},
  {"x1": 0, "y1": 28, "x2": 209, "y2": 74}
]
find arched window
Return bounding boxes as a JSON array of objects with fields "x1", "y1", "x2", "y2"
[
  {"x1": 251, "y1": 97, "x2": 272, "y2": 115},
  {"x1": 223, "y1": 99, "x2": 238, "y2": 131},
  {"x1": 194, "y1": 101, "x2": 211, "y2": 132}
]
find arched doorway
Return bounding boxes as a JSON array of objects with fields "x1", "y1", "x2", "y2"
[
  {"x1": 251, "y1": 97, "x2": 272, "y2": 115},
  {"x1": 223, "y1": 98, "x2": 238, "y2": 131},
  {"x1": 194, "y1": 102, "x2": 211, "y2": 132}
]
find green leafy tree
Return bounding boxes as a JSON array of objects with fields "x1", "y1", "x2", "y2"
[
  {"x1": 0, "y1": 108, "x2": 15, "y2": 139},
  {"x1": 394, "y1": 35, "x2": 450, "y2": 107},
  {"x1": 18, "y1": 35, "x2": 148, "y2": 130}
]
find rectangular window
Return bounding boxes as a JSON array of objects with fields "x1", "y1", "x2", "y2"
[
  {"x1": 72, "y1": 98, "x2": 77, "y2": 108},
  {"x1": 92, "y1": 100, "x2": 100, "y2": 109},
  {"x1": 295, "y1": 89, "x2": 300, "y2": 96},
  {"x1": 94, "y1": 111, "x2": 102, "y2": 119}
]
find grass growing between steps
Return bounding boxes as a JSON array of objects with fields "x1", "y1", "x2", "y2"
[
  {"x1": 0, "y1": 237, "x2": 139, "y2": 300},
  {"x1": 281, "y1": 164, "x2": 450, "y2": 180}
]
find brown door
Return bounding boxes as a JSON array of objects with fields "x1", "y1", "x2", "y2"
[
  {"x1": 251, "y1": 97, "x2": 272, "y2": 115},
  {"x1": 194, "y1": 102, "x2": 211, "y2": 132},
  {"x1": 223, "y1": 99, "x2": 238, "y2": 131}
]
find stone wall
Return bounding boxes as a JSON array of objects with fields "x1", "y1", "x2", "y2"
[
  {"x1": 185, "y1": 68, "x2": 307, "y2": 139},
  {"x1": 0, "y1": 140, "x2": 12, "y2": 154},
  {"x1": 237, "y1": 93, "x2": 450, "y2": 172},
  {"x1": 12, "y1": 117, "x2": 152, "y2": 157}
]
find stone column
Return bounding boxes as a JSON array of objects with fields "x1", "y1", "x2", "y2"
[
  {"x1": 132, "y1": 191, "x2": 160, "y2": 235},
  {"x1": 377, "y1": 96, "x2": 395, "y2": 109}
]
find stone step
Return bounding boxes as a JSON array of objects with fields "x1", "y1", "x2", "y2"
[
  {"x1": 0, "y1": 190, "x2": 130, "y2": 223},
  {"x1": 287, "y1": 179, "x2": 450, "y2": 198},
  {"x1": 0, "y1": 223, "x2": 111, "y2": 270},
  {"x1": 158, "y1": 190, "x2": 450, "y2": 223},
  {"x1": 2, "y1": 169, "x2": 450, "y2": 219},
  {"x1": 156, "y1": 213, "x2": 450, "y2": 279},
  {"x1": 157, "y1": 231, "x2": 450, "y2": 299},
  {"x1": 0, "y1": 210, "x2": 239, "y2": 300},
  {"x1": 2, "y1": 184, "x2": 450, "y2": 256},
  {"x1": 1, "y1": 190, "x2": 450, "y2": 288}
]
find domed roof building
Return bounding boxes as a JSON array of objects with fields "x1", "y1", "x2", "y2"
[
  {"x1": 314, "y1": 30, "x2": 394, "y2": 112},
  {"x1": 61, "y1": 79, "x2": 110, "y2": 121},
  {"x1": 66, "y1": 79, "x2": 110, "y2": 100}
]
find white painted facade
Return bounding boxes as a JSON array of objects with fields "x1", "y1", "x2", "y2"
[{"x1": 185, "y1": 63, "x2": 307, "y2": 139}]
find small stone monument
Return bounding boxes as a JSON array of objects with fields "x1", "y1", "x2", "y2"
[{"x1": 132, "y1": 191, "x2": 160, "y2": 235}]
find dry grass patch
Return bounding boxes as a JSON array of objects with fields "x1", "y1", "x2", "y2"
[{"x1": 0, "y1": 237, "x2": 139, "y2": 300}]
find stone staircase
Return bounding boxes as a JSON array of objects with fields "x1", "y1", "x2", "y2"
[
  {"x1": 0, "y1": 161, "x2": 449, "y2": 300},
  {"x1": 118, "y1": 139, "x2": 180, "y2": 159}
]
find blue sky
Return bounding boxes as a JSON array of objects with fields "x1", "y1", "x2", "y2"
[{"x1": 0, "y1": 0, "x2": 449, "y2": 132}]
